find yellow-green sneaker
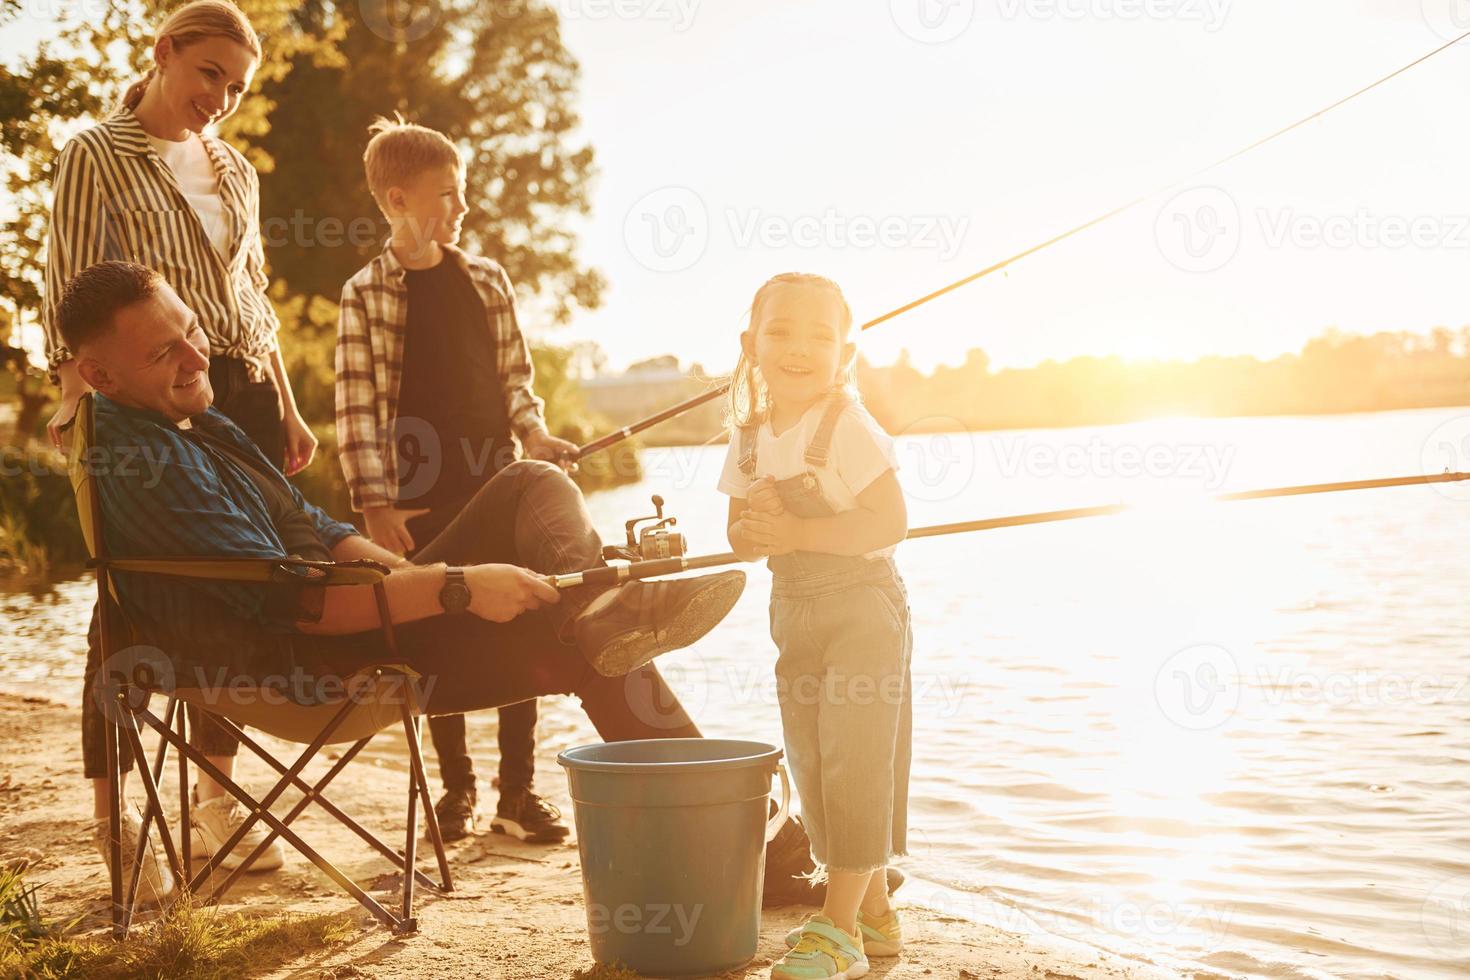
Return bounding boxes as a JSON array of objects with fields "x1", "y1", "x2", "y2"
[
  {"x1": 785, "y1": 908, "x2": 902, "y2": 957},
  {"x1": 772, "y1": 914, "x2": 869, "y2": 979}
]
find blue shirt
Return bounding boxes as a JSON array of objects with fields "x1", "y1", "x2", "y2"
[{"x1": 92, "y1": 392, "x2": 360, "y2": 688}]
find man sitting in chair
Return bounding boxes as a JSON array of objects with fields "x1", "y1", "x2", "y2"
[{"x1": 57, "y1": 260, "x2": 751, "y2": 901}]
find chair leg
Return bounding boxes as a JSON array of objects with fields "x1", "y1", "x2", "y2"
[
  {"x1": 217, "y1": 725, "x2": 443, "y2": 892},
  {"x1": 122, "y1": 697, "x2": 180, "y2": 925},
  {"x1": 177, "y1": 706, "x2": 192, "y2": 890},
  {"x1": 104, "y1": 699, "x2": 124, "y2": 939},
  {"x1": 403, "y1": 705, "x2": 454, "y2": 893},
  {"x1": 132, "y1": 704, "x2": 406, "y2": 932},
  {"x1": 400, "y1": 717, "x2": 420, "y2": 935},
  {"x1": 118, "y1": 702, "x2": 184, "y2": 891}
]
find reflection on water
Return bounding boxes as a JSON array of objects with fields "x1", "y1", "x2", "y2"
[{"x1": 5, "y1": 407, "x2": 1470, "y2": 978}]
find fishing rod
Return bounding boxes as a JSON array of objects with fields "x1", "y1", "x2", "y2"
[
  {"x1": 546, "y1": 471, "x2": 1470, "y2": 588},
  {"x1": 572, "y1": 29, "x2": 1470, "y2": 463}
]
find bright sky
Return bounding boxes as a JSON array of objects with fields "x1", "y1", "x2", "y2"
[
  {"x1": 5, "y1": 1, "x2": 1468, "y2": 372},
  {"x1": 557, "y1": 0, "x2": 1470, "y2": 371}
]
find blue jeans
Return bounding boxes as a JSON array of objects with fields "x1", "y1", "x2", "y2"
[{"x1": 770, "y1": 557, "x2": 912, "y2": 874}]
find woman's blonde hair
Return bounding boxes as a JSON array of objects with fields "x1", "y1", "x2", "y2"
[
  {"x1": 726, "y1": 272, "x2": 856, "y2": 430},
  {"x1": 122, "y1": 1, "x2": 262, "y2": 112}
]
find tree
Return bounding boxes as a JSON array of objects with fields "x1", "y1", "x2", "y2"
[{"x1": 250, "y1": 0, "x2": 606, "y2": 324}]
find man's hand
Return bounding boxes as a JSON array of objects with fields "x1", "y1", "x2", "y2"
[
  {"x1": 465, "y1": 563, "x2": 560, "y2": 622},
  {"x1": 363, "y1": 505, "x2": 430, "y2": 556},
  {"x1": 746, "y1": 476, "x2": 785, "y2": 515},
  {"x1": 739, "y1": 508, "x2": 804, "y2": 556},
  {"x1": 523, "y1": 429, "x2": 580, "y2": 473}
]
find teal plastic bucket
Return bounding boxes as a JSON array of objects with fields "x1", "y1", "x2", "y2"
[{"x1": 558, "y1": 738, "x2": 790, "y2": 977}]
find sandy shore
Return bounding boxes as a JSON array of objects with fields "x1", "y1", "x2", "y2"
[{"x1": 0, "y1": 692, "x2": 1183, "y2": 979}]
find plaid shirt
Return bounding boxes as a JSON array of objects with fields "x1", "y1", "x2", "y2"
[
  {"x1": 92, "y1": 393, "x2": 359, "y2": 686},
  {"x1": 43, "y1": 107, "x2": 281, "y2": 383},
  {"x1": 335, "y1": 242, "x2": 546, "y2": 512}
]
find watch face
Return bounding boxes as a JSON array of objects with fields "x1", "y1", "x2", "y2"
[{"x1": 441, "y1": 579, "x2": 471, "y2": 614}]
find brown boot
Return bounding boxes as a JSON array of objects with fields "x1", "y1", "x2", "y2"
[{"x1": 573, "y1": 570, "x2": 745, "y2": 676}]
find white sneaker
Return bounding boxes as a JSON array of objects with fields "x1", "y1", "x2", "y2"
[
  {"x1": 187, "y1": 787, "x2": 287, "y2": 872},
  {"x1": 92, "y1": 809, "x2": 176, "y2": 907}
]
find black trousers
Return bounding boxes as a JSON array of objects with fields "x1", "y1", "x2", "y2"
[
  {"x1": 298, "y1": 461, "x2": 700, "y2": 741},
  {"x1": 406, "y1": 497, "x2": 535, "y2": 795},
  {"x1": 81, "y1": 358, "x2": 283, "y2": 778}
]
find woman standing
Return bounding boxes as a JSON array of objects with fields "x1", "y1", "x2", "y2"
[{"x1": 42, "y1": 0, "x2": 313, "y2": 894}]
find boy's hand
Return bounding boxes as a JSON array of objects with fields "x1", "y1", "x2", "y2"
[
  {"x1": 739, "y1": 508, "x2": 804, "y2": 556},
  {"x1": 465, "y1": 563, "x2": 560, "y2": 623},
  {"x1": 524, "y1": 430, "x2": 580, "y2": 474},
  {"x1": 747, "y1": 477, "x2": 784, "y2": 515},
  {"x1": 363, "y1": 505, "x2": 430, "y2": 556}
]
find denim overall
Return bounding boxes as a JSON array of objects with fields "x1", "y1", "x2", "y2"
[{"x1": 738, "y1": 394, "x2": 912, "y2": 873}]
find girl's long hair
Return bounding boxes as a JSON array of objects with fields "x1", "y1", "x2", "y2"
[
  {"x1": 122, "y1": 1, "x2": 262, "y2": 112},
  {"x1": 726, "y1": 272, "x2": 856, "y2": 430}
]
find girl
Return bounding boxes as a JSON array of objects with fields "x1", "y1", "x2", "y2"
[
  {"x1": 720, "y1": 273, "x2": 913, "y2": 979},
  {"x1": 42, "y1": 0, "x2": 311, "y2": 894}
]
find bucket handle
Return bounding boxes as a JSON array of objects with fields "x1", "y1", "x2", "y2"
[{"x1": 765, "y1": 763, "x2": 791, "y2": 843}]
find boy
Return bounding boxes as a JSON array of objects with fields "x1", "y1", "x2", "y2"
[{"x1": 336, "y1": 117, "x2": 579, "y2": 844}]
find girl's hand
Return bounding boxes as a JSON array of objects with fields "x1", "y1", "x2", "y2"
[
  {"x1": 740, "y1": 508, "x2": 803, "y2": 556},
  {"x1": 746, "y1": 476, "x2": 784, "y2": 515},
  {"x1": 283, "y1": 412, "x2": 319, "y2": 475}
]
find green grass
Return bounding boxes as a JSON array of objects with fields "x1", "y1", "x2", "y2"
[{"x1": 0, "y1": 878, "x2": 356, "y2": 980}]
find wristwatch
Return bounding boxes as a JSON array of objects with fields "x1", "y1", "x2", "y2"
[{"x1": 439, "y1": 567, "x2": 471, "y2": 615}]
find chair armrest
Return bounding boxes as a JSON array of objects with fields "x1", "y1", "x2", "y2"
[{"x1": 87, "y1": 556, "x2": 390, "y2": 587}]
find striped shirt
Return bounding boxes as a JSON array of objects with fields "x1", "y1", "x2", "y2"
[
  {"x1": 92, "y1": 392, "x2": 359, "y2": 687},
  {"x1": 335, "y1": 242, "x2": 546, "y2": 512},
  {"x1": 43, "y1": 107, "x2": 281, "y2": 383}
]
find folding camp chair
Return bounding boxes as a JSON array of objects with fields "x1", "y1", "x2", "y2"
[{"x1": 68, "y1": 392, "x2": 453, "y2": 937}]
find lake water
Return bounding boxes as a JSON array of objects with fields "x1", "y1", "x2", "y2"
[{"x1": 4, "y1": 408, "x2": 1469, "y2": 978}]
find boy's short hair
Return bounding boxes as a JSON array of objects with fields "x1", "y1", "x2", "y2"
[
  {"x1": 57, "y1": 261, "x2": 164, "y2": 353},
  {"x1": 363, "y1": 115, "x2": 461, "y2": 207}
]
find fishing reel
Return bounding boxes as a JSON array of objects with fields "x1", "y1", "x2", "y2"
[{"x1": 603, "y1": 494, "x2": 687, "y2": 563}]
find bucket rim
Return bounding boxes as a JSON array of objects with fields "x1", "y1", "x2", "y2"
[{"x1": 556, "y1": 737, "x2": 782, "y2": 774}]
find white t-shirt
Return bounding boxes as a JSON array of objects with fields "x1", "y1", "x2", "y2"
[
  {"x1": 145, "y1": 132, "x2": 232, "y2": 260},
  {"x1": 718, "y1": 398, "x2": 900, "y2": 559}
]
